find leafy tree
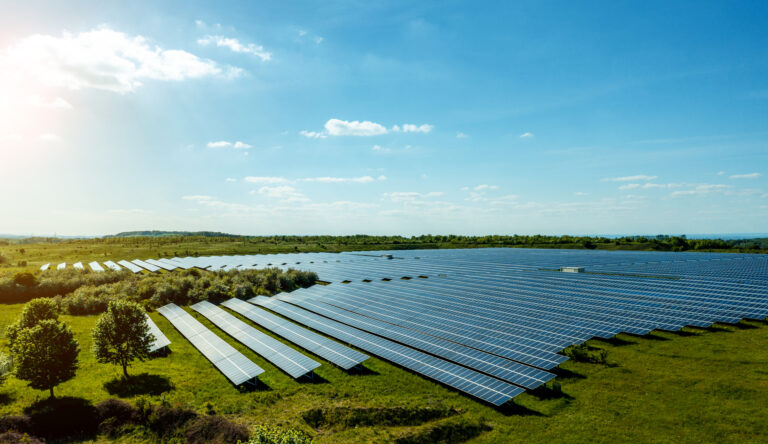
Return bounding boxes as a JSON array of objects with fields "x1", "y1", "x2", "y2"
[
  {"x1": 5, "y1": 298, "x2": 59, "y2": 348},
  {"x1": 13, "y1": 271, "x2": 36, "y2": 287},
  {"x1": 92, "y1": 300, "x2": 152, "y2": 378},
  {"x1": 10, "y1": 319, "x2": 79, "y2": 398}
]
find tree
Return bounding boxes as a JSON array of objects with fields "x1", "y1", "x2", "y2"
[
  {"x1": 10, "y1": 319, "x2": 79, "y2": 398},
  {"x1": 92, "y1": 300, "x2": 152, "y2": 378},
  {"x1": 6, "y1": 298, "x2": 59, "y2": 349},
  {"x1": 0, "y1": 353, "x2": 12, "y2": 386}
]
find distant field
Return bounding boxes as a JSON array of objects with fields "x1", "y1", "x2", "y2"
[
  {"x1": 1, "y1": 234, "x2": 766, "y2": 276},
  {"x1": 1, "y1": 304, "x2": 767, "y2": 442}
]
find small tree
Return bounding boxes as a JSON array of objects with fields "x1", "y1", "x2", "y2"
[
  {"x1": 6, "y1": 298, "x2": 59, "y2": 348},
  {"x1": 11, "y1": 319, "x2": 79, "y2": 398},
  {"x1": 92, "y1": 300, "x2": 152, "y2": 378}
]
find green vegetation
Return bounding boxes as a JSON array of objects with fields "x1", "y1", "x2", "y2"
[
  {"x1": 1, "y1": 234, "x2": 766, "y2": 276},
  {"x1": 10, "y1": 318, "x2": 79, "y2": 399},
  {"x1": 1, "y1": 299, "x2": 767, "y2": 443},
  {"x1": 92, "y1": 300, "x2": 153, "y2": 378}
]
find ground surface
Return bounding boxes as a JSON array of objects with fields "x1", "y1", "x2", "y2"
[{"x1": 1, "y1": 300, "x2": 766, "y2": 443}]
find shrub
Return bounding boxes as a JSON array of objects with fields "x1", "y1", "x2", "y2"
[
  {"x1": 0, "y1": 431, "x2": 44, "y2": 444},
  {"x1": 96, "y1": 399, "x2": 138, "y2": 423},
  {"x1": 0, "y1": 416, "x2": 33, "y2": 434},
  {"x1": 243, "y1": 425, "x2": 314, "y2": 444},
  {"x1": 563, "y1": 344, "x2": 609, "y2": 364},
  {"x1": 147, "y1": 406, "x2": 197, "y2": 437},
  {"x1": 184, "y1": 415, "x2": 249, "y2": 444}
]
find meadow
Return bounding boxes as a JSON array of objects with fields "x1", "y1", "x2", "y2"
[{"x1": 0, "y1": 236, "x2": 767, "y2": 442}]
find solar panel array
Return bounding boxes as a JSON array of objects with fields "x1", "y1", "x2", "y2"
[
  {"x1": 145, "y1": 314, "x2": 171, "y2": 352},
  {"x1": 221, "y1": 298, "x2": 368, "y2": 370},
  {"x1": 52, "y1": 248, "x2": 767, "y2": 403},
  {"x1": 191, "y1": 301, "x2": 320, "y2": 378},
  {"x1": 157, "y1": 303, "x2": 264, "y2": 385},
  {"x1": 253, "y1": 296, "x2": 525, "y2": 405}
]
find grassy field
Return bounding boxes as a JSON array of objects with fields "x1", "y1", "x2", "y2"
[
  {"x1": 2, "y1": 234, "x2": 766, "y2": 276},
  {"x1": 1, "y1": 299, "x2": 766, "y2": 443}
]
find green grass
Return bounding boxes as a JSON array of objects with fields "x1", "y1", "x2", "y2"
[{"x1": 1, "y1": 300, "x2": 766, "y2": 443}]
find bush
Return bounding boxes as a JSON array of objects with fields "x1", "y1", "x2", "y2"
[
  {"x1": 148, "y1": 406, "x2": 197, "y2": 437},
  {"x1": 96, "y1": 399, "x2": 138, "y2": 423},
  {"x1": 243, "y1": 425, "x2": 314, "y2": 444},
  {"x1": 563, "y1": 344, "x2": 609, "y2": 364},
  {"x1": 0, "y1": 416, "x2": 33, "y2": 434},
  {"x1": 185, "y1": 415, "x2": 249, "y2": 444},
  {"x1": 0, "y1": 431, "x2": 44, "y2": 444}
]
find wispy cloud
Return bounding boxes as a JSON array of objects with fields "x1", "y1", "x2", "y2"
[
  {"x1": 729, "y1": 172, "x2": 762, "y2": 179},
  {"x1": 670, "y1": 184, "x2": 731, "y2": 197},
  {"x1": 382, "y1": 191, "x2": 444, "y2": 203},
  {"x1": 602, "y1": 175, "x2": 658, "y2": 182},
  {"x1": 325, "y1": 119, "x2": 388, "y2": 136},
  {"x1": 300, "y1": 130, "x2": 327, "y2": 139},
  {"x1": 27, "y1": 95, "x2": 72, "y2": 109},
  {"x1": 255, "y1": 185, "x2": 308, "y2": 202},
  {"x1": 456, "y1": 132, "x2": 468, "y2": 139},
  {"x1": 207, "y1": 140, "x2": 251, "y2": 149},
  {"x1": 39, "y1": 133, "x2": 60, "y2": 142},
  {"x1": 197, "y1": 35, "x2": 272, "y2": 61},
  {"x1": 244, "y1": 176, "x2": 289, "y2": 184},
  {"x1": 4, "y1": 27, "x2": 236, "y2": 94},
  {"x1": 474, "y1": 184, "x2": 498, "y2": 191},
  {"x1": 618, "y1": 182, "x2": 683, "y2": 190},
  {"x1": 302, "y1": 119, "x2": 434, "y2": 138},
  {"x1": 301, "y1": 176, "x2": 385, "y2": 183},
  {"x1": 519, "y1": 132, "x2": 534, "y2": 139}
]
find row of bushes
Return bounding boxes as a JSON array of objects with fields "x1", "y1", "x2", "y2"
[
  {"x1": 0, "y1": 268, "x2": 318, "y2": 312},
  {"x1": 0, "y1": 397, "x2": 250, "y2": 443}
]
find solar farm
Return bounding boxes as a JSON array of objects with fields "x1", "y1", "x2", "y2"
[{"x1": 42, "y1": 248, "x2": 768, "y2": 406}]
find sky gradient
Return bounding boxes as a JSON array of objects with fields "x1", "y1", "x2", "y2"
[{"x1": 1, "y1": 1, "x2": 766, "y2": 236}]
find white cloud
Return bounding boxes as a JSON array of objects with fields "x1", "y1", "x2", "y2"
[
  {"x1": 399, "y1": 124, "x2": 433, "y2": 133},
  {"x1": 325, "y1": 118, "x2": 388, "y2": 136},
  {"x1": 377, "y1": 175, "x2": 387, "y2": 181},
  {"x1": 244, "y1": 176, "x2": 289, "y2": 184},
  {"x1": 670, "y1": 184, "x2": 731, "y2": 197},
  {"x1": 207, "y1": 140, "x2": 251, "y2": 149},
  {"x1": 382, "y1": 191, "x2": 443, "y2": 203},
  {"x1": 256, "y1": 185, "x2": 309, "y2": 202},
  {"x1": 300, "y1": 130, "x2": 327, "y2": 139},
  {"x1": 573, "y1": 191, "x2": 588, "y2": 196},
  {"x1": 729, "y1": 172, "x2": 762, "y2": 179},
  {"x1": 225, "y1": 178, "x2": 236, "y2": 182},
  {"x1": 4, "y1": 27, "x2": 234, "y2": 94},
  {"x1": 197, "y1": 35, "x2": 271, "y2": 61},
  {"x1": 302, "y1": 176, "x2": 375, "y2": 183},
  {"x1": 39, "y1": 133, "x2": 60, "y2": 142},
  {"x1": 717, "y1": 171, "x2": 726, "y2": 176},
  {"x1": 315, "y1": 37, "x2": 324, "y2": 44},
  {"x1": 474, "y1": 184, "x2": 498, "y2": 191},
  {"x1": 602, "y1": 175, "x2": 658, "y2": 182},
  {"x1": 456, "y1": 132, "x2": 468, "y2": 139},
  {"x1": 519, "y1": 132, "x2": 534, "y2": 138},
  {"x1": 372, "y1": 144, "x2": 383, "y2": 151}
]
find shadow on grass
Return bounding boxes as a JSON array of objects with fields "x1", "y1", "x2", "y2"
[
  {"x1": 593, "y1": 335, "x2": 637, "y2": 347},
  {"x1": 627, "y1": 332, "x2": 670, "y2": 341},
  {"x1": 529, "y1": 385, "x2": 573, "y2": 401},
  {"x1": 668, "y1": 328, "x2": 703, "y2": 337},
  {"x1": 299, "y1": 372, "x2": 329, "y2": 385},
  {"x1": 104, "y1": 373, "x2": 174, "y2": 398},
  {"x1": 703, "y1": 325, "x2": 734, "y2": 333},
  {"x1": 550, "y1": 367, "x2": 586, "y2": 380},
  {"x1": 729, "y1": 321, "x2": 759, "y2": 330},
  {"x1": 23, "y1": 396, "x2": 98, "y2": 441},
  {"x1": 238, "y1": 380, "x2": 272, "y2": 393},
  {"x1": 494, "y1": 401, "x2": 545, "y2": 417},
  {"x1": 348, "y1": 365, "x2": 380, "y2": 376}
]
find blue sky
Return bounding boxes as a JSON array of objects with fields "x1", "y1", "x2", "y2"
[{"x1": 0, "y1": 0, "x2": 766, "y2": 236}]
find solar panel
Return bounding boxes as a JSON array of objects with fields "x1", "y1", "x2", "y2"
[
  {"x1": 157, "y1": 303, "x2": 264, "y2": 385},
  {"x1": 191, "y1": 301, "x2": 320, "y2": 379},
  {"x1": 146, "y1": 258, "x2": 177, "y2": 271},
  {"x1": 89, "y1": 261, "x2": 105, "y2": 272},
  {"x1": 57, "y1": 262, "x2": 66, "y2": 270},
  {"x1": 73, "y1": 262, "x2": 84, "y2": 270},
  {"x1": 103, "y1": 261, "x2": 122, "y2": 272},
  {"x1": 253, "y1": 297, "x2": 524, "y2": 405},
  {"x1": 132, "y1": 259, "x2": 160, "y2": 272},
  {"x1": 221, "y1": 298, "x2": 368, "y2": 370},
  {"x1": 40, "y1": 263, "x2": 50, "y2": 271},
  {"x1": 145, "y1": 314, "x2": 171, "y2": 352},
  {"x1": 117, "y1": 260, "x2": 143, "y2": 274}
]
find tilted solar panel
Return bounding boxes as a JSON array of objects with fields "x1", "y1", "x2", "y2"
[{"x1": 191, "y1": 301, "x2": 320, "y2": 379}]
